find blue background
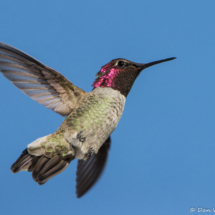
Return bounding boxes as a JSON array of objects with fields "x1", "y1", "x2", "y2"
[{"x1": 0, "y1": 0, "x2": 215, "y2": 214}]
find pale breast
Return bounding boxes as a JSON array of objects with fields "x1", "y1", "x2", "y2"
[{"x1": 63, "y1": 87, "x2": 126, "y2": 159}]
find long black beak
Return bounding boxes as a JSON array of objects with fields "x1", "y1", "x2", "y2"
[{"x1": 140, "y1": 57, "x2": 176, "y2": 70}]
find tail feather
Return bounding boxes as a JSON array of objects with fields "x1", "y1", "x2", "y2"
[
  {"x1": 37, "y1": 160, "x2": 69, "y2": 185},
  {"x1": 11, "y1": 148, "x2": 74, "y2": 184},
  {"x1": 28, "y1": 156, "x2": 41, "y2": 172},
  {"x1": 11, "y1": 149, "x2": 35, "y2": 173},
  {"x1": 32, "y1": 156, "x2": 49, "y2": 182}
]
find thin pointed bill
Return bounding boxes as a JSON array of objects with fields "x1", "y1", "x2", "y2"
[{"x1": 139, "y1": 57, "x2": 176, "y2": 70}]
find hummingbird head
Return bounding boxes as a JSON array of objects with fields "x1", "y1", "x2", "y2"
[{"x1": 93, "y1": 57, "x2": 176, "y2": 97}]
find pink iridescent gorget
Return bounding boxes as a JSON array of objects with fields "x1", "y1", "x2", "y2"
[{"x1": 93, "y1": 62, "x2": 122, "y2": 88}]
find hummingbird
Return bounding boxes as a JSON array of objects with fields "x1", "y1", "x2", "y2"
[{"x1": 0, "y1": 42, "x2": 175, "y2": 198}]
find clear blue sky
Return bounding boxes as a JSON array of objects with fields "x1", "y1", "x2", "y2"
[{"x1": 0, "y1": 0, "x2": 215, "y2": 214}]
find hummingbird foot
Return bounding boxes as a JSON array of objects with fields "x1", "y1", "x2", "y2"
[{"x1": 77, "y1": 130, "x2": 86, "y2": 143}]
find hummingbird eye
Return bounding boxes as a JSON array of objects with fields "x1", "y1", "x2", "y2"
[{"x1": 117, "y1": 61, "x2": 125, "y2": 67}]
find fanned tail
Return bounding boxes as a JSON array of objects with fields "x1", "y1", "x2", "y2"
[{"x1": 11, "y1": 148, "x2": 73, "y2": 185}]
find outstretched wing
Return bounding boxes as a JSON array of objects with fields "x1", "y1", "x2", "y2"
[
  {"x1": 0, "y1": 42, "x2": 86, "y2": 116},
  {"x1": 76, "y1": 137, "x2": 111, "y2": 198}
]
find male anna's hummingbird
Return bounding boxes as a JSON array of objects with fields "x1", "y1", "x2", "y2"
[{"x1": 0, "y1": 42, "x2": 175, "y2": 198}]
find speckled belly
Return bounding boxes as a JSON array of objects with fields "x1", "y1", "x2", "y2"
[{"x1": 62, "y1": 88, "x2": 126, "y2": 159}]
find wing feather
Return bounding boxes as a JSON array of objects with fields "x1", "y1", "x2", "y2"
[
  {"x1": 0, "y1": 42, "x2": 86, "y2": 116},
  {"x1": 76, "y1": 137, "x2": 111, "y2": 198}
]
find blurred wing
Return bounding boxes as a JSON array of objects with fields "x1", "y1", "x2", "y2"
[
  {"x1": 0, "y1": 42, "x2": 86, "y2": 116},
  {"x1": 76, "y1": 137, "x2": 111, "y2": 198}
]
